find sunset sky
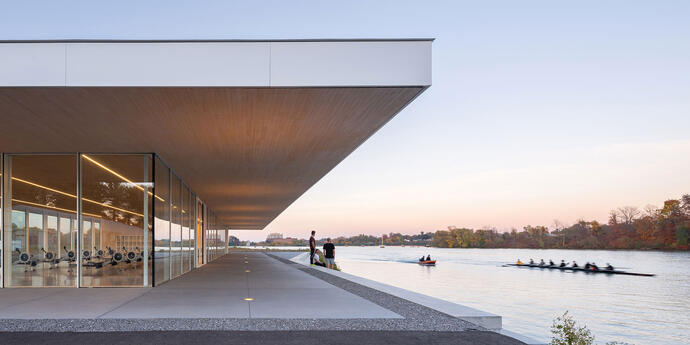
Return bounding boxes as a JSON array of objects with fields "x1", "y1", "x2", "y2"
[{"x1": 4, "y1": 1, "x2": 689, "y2": 241}]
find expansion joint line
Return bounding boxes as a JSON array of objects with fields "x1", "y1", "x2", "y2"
[{"x1": 245, "y1": 254, "x2": 252, "y2": 319}]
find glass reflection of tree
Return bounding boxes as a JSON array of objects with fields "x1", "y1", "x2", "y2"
[{"x1": 85, "y1": 181, "x2": 144, "y2": 227}]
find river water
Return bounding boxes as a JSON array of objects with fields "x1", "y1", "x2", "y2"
[{"x1": 329, "y1": 247, "x2": 689, "y2": 345}]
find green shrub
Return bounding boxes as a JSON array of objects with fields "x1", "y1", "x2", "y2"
[
  {"x1": 551, "y1": 311, "x2": 594, "y2": 345},
  {"x1": 550, "y1": 312, "x2": 633, "y2": 345},
  {"x1": 314, "y1": 252, "x2": 341, "y2": 271}
]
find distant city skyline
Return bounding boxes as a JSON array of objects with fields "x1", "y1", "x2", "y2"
[{"x1": 4, "y1": 1, "x2": 688, "y2": 242}]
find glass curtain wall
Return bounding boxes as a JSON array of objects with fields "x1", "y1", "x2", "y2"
[
  {"x1": 196, "y1": 200, "x2": 204, "y2": 266},
  {"x1": 170, "y1": 174, "x2": 182, "y2": 279},
  {"x1": 151, "y1": 156, "x2": 199, "y2": 285},
  {"x1": 1, "y1": 153, "x2": 208, "y2": 288},
  {"x1": 2, "y1": 155, "x2": 78, "y2": 287},
  {"x1": 204, "y1": 212, "x2": 226, "y2": 262},
  {"x1": 80, "y1": 154, "x2": 152, "y2": 287},
  {"x1": 153, "y1": 157, "x2": 170, "y2": 285},
  {"x1": 181, "y1": 185, "x2": 193, "y2": 274}
]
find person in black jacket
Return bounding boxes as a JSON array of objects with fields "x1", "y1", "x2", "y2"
[
  {"x1": 309, "y1": 230, "x2": 316, "y2": 264},
  {"x1": 323, "y1": 238, "x2": 336, "y2": 269}
]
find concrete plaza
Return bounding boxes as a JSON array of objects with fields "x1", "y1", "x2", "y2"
[{"x1": 0, "y1": 252, "x2": 526, "y2": 344}]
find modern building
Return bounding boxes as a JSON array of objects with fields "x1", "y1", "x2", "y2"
[{"x1": 0, "y1": 39, "x2": 432, "y2": 287}]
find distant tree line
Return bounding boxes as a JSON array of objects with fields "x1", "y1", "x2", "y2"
[
  {"x1": 328, "y1": 232, "x2": 433, "y2": 246},
  {"x1": 430, "y1": 194, "x2": 690, "y2": 250},
  {"x1": 249, "y1": 232, "x2": 433, "y2": 247}
]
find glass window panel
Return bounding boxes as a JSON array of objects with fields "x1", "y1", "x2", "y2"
[
  {"x1": 93, "y1": 221, "x2": 101, "y2": 252},
  {"x1": 182, "y1": 185, "x2": 191, "y2": 273},
  {"x1": 81, "y1": 154, "x2": 151, "y2": 287},
  {"x1": 196, "y1": 201, "x2": 203, "y2": 266},
  {"x1": 71, "y1": 218, "x2": 77, "y2": 255},
  {"x1": 3, "y1": 154, "x2": 77, "y2": 287},
  {"x1": 59, "y1": 217, "x2": 71, "y2": 254},
  {"x1": 11, "y1": 210, "x2": 26, "y2": 263},
  {"x1": 153, "y1": 157, "x2": 170, "y2": 285},
  {"x1": 46, "y1": 215, "x2": 58, "y2": 256},
  {"x1": 171, "y1": 175, "x2": 182, "y2": 278},
  {"x1": 28, "y1": 212, "x2": 43, "y2": 257},
  {"x1": 82, "y1": 220, "x2": 92, "y2": 258}
]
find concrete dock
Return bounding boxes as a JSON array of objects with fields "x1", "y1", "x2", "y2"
[{"x1": 0, "y1": 252, "x2": 527, "y2": 344}]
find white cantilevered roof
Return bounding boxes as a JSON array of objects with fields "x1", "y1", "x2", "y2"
[{"x1": 0, "y1": 40, "x2": 432, "y2": 229}]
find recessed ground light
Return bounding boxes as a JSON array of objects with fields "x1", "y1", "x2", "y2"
[
  {"x1": 244, "y1": 298, "x2": 254, "y2": 301},
  {"x1": 244, "y1": 261, "x2": 248, "y2": 264},
  {"x1": 245, "y1": 270, "x2": 251, "y2": 273}
]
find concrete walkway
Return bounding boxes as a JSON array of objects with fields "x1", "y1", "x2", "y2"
[
  {"x1": 0, "y1": 253, "x2": 398, "y2": 320},
  {"x1": 0, "y1": 252, "x2": 526, "y2": 344}
]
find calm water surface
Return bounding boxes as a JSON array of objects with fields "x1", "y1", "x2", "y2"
[{"x1": 332, "y1": 247, "x2": 689, "y2": 345}]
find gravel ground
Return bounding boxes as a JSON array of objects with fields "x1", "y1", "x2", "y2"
[{"x1": 0, "y1": 330, "x2": 523, "y2": 345}]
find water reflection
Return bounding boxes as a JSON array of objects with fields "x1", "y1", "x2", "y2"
[{"x1": 335, "y1": 247, "x2": 690, "y2": 345}]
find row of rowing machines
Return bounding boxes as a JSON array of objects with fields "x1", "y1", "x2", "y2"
[{"x1": 13, "y1": 246, "x2": 151, "y2": 273}]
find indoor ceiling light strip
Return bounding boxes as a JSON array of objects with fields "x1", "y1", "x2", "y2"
[
  {"x1": 12, "y1": 177, "x2": 144, "y2": 218},
  {"x1": 12, "y1": 198, "x2": 102, "y2": 218},
  {"x1": 81, "y1": 154, "x2": 165, "y2": 202}
]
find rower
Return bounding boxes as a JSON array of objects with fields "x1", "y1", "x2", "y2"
[
  {"x1": 419, "y1": 256, "x2": 425, "y2": 262},
  {"x1": 559, "y1": 260, "x2": 566, "y2": 267},
  {"x1": 549, "y1": 260, "x2": 555, "y2": 266},
  {"x1": 426, "y1": 255, "x2": 431, "y2": 261},
  {"x1": 517, "y1": 259, "x2": 523, "y2": 265},
  {"x1": 606, "y1": 263, "x2": 614, "y2": 271},
  {"x1": 590, "y1": 262, "x2": 599, "y2": 271},
  {"x1": 539, "y1": 259, "x2": 546, "y2": 266},
  {"x1": 529, "y1": 258, "x2": 534, "y2": 265},
  {"x1": 571, "y1": 261, "x2": 579, "y2": 268},
  {"x1": 584, "y1": 262, "x2": 591, "y2": 270}
]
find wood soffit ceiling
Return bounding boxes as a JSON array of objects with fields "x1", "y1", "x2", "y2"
[{"x1": 0, "y1": 87, "x2": 424, "y2": 229}]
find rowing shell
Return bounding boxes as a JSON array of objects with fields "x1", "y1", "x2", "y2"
[{"x1": 506, "y1": 263, "x2": 655, "y2": 277}]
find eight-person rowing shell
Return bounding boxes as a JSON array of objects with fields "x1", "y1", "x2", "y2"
[{"x1": 511, "y1": 259, "x2": 652, "y2": 276}]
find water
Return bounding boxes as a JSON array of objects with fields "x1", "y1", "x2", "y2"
[{"x1": 330, "y1": 247, "x2": 690, "y2": 345}]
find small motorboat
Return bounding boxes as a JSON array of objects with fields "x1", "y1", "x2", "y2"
[{"x1": 418, "y1": 260, "x2": 436, "y2": 266}]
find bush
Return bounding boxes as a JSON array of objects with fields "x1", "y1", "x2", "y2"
[
  {"x1": 550, "y1": 312, "x2": 634, "y2": 345},
  {"x1": 551, "y1": 311, "x2": 594, "y2": 345}
]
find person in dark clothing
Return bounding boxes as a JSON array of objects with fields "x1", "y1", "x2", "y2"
[
  {"x1": 419, "y1": 256, "x2": 425, "y2": 262},
  {"x1": 572, "y1": 261, "x2": 579, "y2": 268},
  {"x1": 606, "y1": 263, "x2": 614, "y2": 271},
  {"x1": 312, "y1": 249, "x2": 326, "y2": 267},
  {"x1": 426, "y1": 255, "x2": 431, "y2": 261},
  {"x1": 323, "y1": 238, "x2": 336, "y2": 269},
  {"x1": 309, "y1": 231, "x2": 316, "y2": 264},
  {"x1": 559, "y1": 260, "x2": 566, "y2": 267},
  {"x1": 584, "y1": 262, "x2": 591, "y2": 270},
  {"x1": 549, "y1": 260, "x2": 555, "y2": 266}
]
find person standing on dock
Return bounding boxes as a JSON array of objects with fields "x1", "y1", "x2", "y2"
[
  {"x1": 323, "y1": 238, "x2": 336, "y2": 269},
  {"x1": 309, "y1": 230, "x2": 316, "y2": 264}
]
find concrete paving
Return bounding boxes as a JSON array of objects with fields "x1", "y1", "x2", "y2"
[
  {"x1": 0, "y1": 252, "x2": 526, "y2": 344},
  {"x1": 0, "y1": 252, "x2": 399, "y2": 320}
]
